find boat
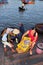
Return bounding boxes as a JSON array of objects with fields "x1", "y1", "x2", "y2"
[
  {"x1": 19, "y1": 7, "x2": 25, "y2": 11},
  {"x1": 21, "y1": 0, "x2": 35, "y2": 4},
  {"x1": 19, "y1": 0, "x2": 35, "y2": 11},
  {"x1": 35, "y1": 23, "x2": 43, "y2": 33}
]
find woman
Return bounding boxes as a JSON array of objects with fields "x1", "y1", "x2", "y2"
[
  {"x1": 1, "y1": 29, "x2": 15, "y2": 55},
  {"x1": 22, "y1": 28, "x2": 38, "y2": 55}
]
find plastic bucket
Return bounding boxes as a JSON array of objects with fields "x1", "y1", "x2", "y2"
[{"x1": 36, "y1": 43, "x2": 43, "y2": 54}]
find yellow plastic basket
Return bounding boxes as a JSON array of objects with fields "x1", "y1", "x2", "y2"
[{"x1": 17, "y1": 37, "x2": 32, "y2": 53}]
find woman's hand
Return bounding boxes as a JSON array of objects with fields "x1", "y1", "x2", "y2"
[{"x1": 22, "y1": 36, "x2": 24, "y2": 40}]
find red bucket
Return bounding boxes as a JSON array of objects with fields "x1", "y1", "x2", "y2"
[{"x1": 36, "y1": 43, "x2": 43, "y2": 54}]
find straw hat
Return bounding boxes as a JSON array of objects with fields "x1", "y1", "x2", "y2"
[{"x1": 13, "y1": 28, "x2": 20, "y2": 35}]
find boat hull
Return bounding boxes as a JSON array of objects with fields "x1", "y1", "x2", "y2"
[{"x1": 35, "y1": 23, "x2": 43, "y2": 33}]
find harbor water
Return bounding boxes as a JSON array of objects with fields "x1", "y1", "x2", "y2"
[{"x1": 0, "y1": 0, "x2": 43, "y2": 32}]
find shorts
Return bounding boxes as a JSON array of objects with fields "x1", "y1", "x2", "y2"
[{"x1": 2, "y1": 41, "x2": 13, "y2": 48}]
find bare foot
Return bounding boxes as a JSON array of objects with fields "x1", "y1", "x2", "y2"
[
  {"x1": 30, "y1": 50, "x2": 32, "y2": 55},
  {"x1": 11, "y1": 49, "x2": 16, "y2": 53}
]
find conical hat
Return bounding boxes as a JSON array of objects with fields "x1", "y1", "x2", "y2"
[{"x1": 13, "y1": 29, "x2": 20, "y2": 34}]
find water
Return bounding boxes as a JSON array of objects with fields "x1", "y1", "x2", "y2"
[{"x1": 0, "y1": 0, "x2": 43, "y2": 32}]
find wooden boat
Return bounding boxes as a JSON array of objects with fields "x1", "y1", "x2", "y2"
[{"x1": 35, "y1": 23, "x2": 43, "y2": 33}]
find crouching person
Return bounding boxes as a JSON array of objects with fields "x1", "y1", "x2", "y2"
[
  {"x1": 22, "y1": 28, "x2": 38, "y2": 55},
  {"x1": 1, "y1": 29, "x2": 15, "y2": 55}
]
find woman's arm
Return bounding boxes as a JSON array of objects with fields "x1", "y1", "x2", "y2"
[{"x1": 33, "y1": 32, "x2": 38, "y2": 43}]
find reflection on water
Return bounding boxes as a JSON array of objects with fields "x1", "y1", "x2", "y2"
[{"x1": 0, "y1": 0, "x2": 43, "y2": 32}]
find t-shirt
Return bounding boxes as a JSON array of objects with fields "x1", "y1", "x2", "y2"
[
  {"x1": 6, "y1": 28, "x2": 13, "y2": 34},
  {"x1": 2, "y1": 33, "x2": 7, "y2": 42}
]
